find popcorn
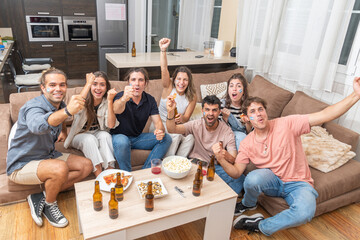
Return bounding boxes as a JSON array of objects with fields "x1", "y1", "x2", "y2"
[{"x1": 163, "y1": 157, "x2": 191, "y2": 173}]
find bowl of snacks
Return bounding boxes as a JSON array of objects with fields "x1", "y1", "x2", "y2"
[{"x1": 162, "y1": 156, "x2": 192, "y2": 179}]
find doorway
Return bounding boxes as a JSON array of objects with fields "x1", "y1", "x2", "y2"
[{"x1": 146, "y1": 0, "x2": 180, "y2": 52}]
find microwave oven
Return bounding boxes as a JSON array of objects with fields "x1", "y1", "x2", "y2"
[
  {"x1": 63, "y1": 16, "x2": 97, "y2": 41},
  {"x1": 26, "y1": 15, "x2": 64, "y2": 42}
]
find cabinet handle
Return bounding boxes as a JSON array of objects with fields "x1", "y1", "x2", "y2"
[
  {"x1": 74, "y1": 13, "x2": 85, "y2": 16},
  {"x1": 41, "y1": 45, "x2": 54, "y2": 48},
  {"x1": 76, "y1": 44, "x2": 88, "y2": 47},
  {"x1": 37, "y1": 12, "x2": 50, "y2": 15}
]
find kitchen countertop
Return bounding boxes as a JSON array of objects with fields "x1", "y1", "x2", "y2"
[
  {"x1": 0, "y1": 42, "x2": 13, "y2": 73},
  {"x1": 106, "y1": 51, "x2": 236, "y2": 69}
]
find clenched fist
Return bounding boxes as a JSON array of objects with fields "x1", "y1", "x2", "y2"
[{"x1": 66, "y1": 95, "x2": 86, "y2": 115}]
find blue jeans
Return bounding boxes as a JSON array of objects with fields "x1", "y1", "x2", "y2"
[
  {"x1": 242, "y1": 169, "x2": 318, "y2": 236},
  {"x1": 112, "y1": 133, "x2": 172, "y2": 171},
  {"x1": 227, "y1": 114, "x2": 247, "y2": 150},
  {"x1": 215, "y1": 164, "x2": 245, "y2": 194}
]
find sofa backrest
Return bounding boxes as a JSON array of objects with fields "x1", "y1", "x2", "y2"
[
  {"x1": 281, "y1": 91, "x2": 359, "y2": 151},
  {"x1": 9, "y1": 88, "x2": 79, "y2": 124},
  {"x1": 8, "y1": 68, "x2": 245, "y2": 123},
  {"x1": 192, "y1": 68, "x2": 245, "y2": 102},
  {"x1": 281, "y1": 91, "x2": 329, "y2": 116},
  {"x1": 248, "y1": 75, "x2": 294, "y2": 119}
]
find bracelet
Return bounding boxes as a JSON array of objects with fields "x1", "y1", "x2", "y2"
[
  {"x1": 166, "y1": 114, "x2": 175, "y2": 120},
  {"x1": 64, "y1": 107, "x2": 72, "y2": 117}
]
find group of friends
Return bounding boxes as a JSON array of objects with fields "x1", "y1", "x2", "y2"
[{"x1": 6, "y1": 37, "x2": 360, "y2": 236}]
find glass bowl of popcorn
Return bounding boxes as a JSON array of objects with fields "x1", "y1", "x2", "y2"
[{"x1": 162, "y1": 156, "x2": 192, "y2": 179}]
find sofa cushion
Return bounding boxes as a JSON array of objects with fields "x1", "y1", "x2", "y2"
[
  {"x1": 281, "y1": 91, "x2": 329, "y2": 116},
  {"x1": 248, "y1": 75, "x2": 294, "y2": 119},
  {"x1": 200, "y1": 82, "x2": 227, "y2": 99},
  {"x1": 192, "y1": 68, "x2": 245, "y2": 103},
  {"x1": 301, "y1": 126, "x2": 355, "y2": 173}
]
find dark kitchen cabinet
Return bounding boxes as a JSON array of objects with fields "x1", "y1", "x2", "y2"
[
  {"x1": 28, "y1": 42, "x2": 66, "y2": 72},
  {"x1": 62, "y1": 0, "x2": 96, "y2": 17},
  {"x1": 23, "y1": 0, "x2": 62, "y2": 16},
  {"x1": 66, "y1": 42, "x2": 98, "y2": 78}
]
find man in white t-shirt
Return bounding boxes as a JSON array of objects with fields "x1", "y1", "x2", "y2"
[{"x1": 166, "y1": 95, "x2": 245, "y2": 194}]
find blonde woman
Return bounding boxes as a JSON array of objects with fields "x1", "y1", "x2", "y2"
[{"x1": 155, "y1": 38, "x2": 197, "y2": 157}]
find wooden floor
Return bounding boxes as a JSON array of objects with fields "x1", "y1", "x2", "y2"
[{"x1": 0, "y1": 190, "x2": 359, "y2": 240}]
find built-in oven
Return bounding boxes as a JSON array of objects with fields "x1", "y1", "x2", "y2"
[
  {"x1": 26, "y1": 15, "x2": 64, "y2": 42},
  {"x1": 63, "y1": 17, "x2": 97, "y2": 41}
]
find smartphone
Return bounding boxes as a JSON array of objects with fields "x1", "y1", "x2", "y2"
[{"x1": 195, "y1": 55, "x2": 204, "y2": 58}]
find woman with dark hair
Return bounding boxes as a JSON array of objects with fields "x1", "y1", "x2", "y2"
[
  {"x1": 64, "y1": 71, "x2": 118, "y2": 176},
  {"x1": 221, "y1": 73, "x2": 251, "y2": 150},
  {"x1": 156, "y1": 38, "x2": 197, "y2": 157}
]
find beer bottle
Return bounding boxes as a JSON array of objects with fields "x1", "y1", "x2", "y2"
[
  {"x1": 207, "y1": 155, "x2": 215, "y2": 181},
  {"x1": 108, "y1": 188, "x2": 118, "y2": 219},
  {"x1": 197, "y1": 161, "x2": 203, "y2": 186},
  {"x1": 192, "y1": 169, "x2": 201, "y2": 196},
  {"x1": 145, "y1": 181, "x2": 154, "y2": 212},
  {"x1": 93, "y1": 180, "x2": 103, "y2": 211},
  {"x1": 131, "y1": 42, "x2": 136, "y2": 57},
  {"x1": 115, "y1": 172, "x2": 124, "y2": 201}
]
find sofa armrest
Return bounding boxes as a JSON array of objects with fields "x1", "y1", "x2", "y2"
[
  {"x1": 0, "y1": 104, "x2": 11, "y2": 175},
  {"x1": 323, "y1": 121, "x2": 359, "y2": 152}
]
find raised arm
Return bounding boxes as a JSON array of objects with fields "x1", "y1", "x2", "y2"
[
  {"x1": 308, "y1": 77, "x2": 360, "y2": 126},
  {"x1": 159, "y1": 38, "x2": 173, "y2": 98},
  {"x1": 48, "y1": 95, "x2": 85, "y2": 127},
  {"x1": 106, "y1": 88, "x2": 117, "y2": 128},
  {"x1": 113, "y1": 85, "x2": 133, "y2": 114},
  {"x1": 79, "y1": 73, "x2": 96, "y2": 99},
  {"x1": 212, "y1": 142, "x2": 236, "y2": 164}
]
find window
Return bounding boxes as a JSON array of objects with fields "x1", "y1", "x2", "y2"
[
  {"x1": 210, "y1": 0, "x2": 222, "y2": 38},
  {"x1": 339, "y1": 0, "x2": 360, "y2": 65}
]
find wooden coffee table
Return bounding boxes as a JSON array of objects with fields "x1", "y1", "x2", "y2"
[{"x1": 74, "y1": 166, "x2": 237, "y2": 240}]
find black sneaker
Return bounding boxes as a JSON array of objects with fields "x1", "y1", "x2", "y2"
[
  {"x1": 233, "y1": 213, "x2": 264, "y2": 232},
  {"x1": 43, "y1": 201, "x2": 68, "y2": 228},
  {"x1": 27, "y1": 192, "x2": 45, "y2": 226},
  {"x1": 234, "y1": 201, "x2": 257, "y2": 216}
]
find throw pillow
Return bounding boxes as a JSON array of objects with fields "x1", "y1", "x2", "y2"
[
  {"x1": 200, "y1": 82, "x2": 227, "y2": 100},
  {"x1": 301, "y1": 126, "x2": 356, "y2": 173}
]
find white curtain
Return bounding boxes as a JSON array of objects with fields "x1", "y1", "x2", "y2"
[
  {"x1": 237, "y1": 0, "x2": 354, "y2": 92},
  {"x1": 178, "y1": 0, "x2": 214, "y2": 51}
]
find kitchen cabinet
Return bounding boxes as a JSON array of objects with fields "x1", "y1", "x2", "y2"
[
  {"x1": 28, "y1": 42, "x2": 66, "y2": 71},
  {"x1": 62, "y1": 0, "x2": 96, "y2": 17},
  {"x1": 66, "y1": 42, "x2": 98, "y2": 78},
  {"x1": 23, "y1": 0, "x2": 62, "y2": 16}
]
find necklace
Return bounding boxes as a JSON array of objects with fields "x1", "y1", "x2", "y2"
[{"x1": 254, "y1": 130, "x2": 269, "y2": 154}]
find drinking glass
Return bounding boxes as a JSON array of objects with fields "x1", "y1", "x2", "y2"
[{"x1": 151, "y1": 159, "x2": 162, "y2": 174}]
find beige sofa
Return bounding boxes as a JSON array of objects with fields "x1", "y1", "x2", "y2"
[
  {"x1": 1, "y1": 70, "x2": 360, "y2": 219},
  {"x1": 0, "y1": 68, "x2": 244, "y2": 204}
]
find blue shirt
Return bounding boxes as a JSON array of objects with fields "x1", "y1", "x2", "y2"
[
  {"x1": 6, "y1": 95, "x2": 66, "y2": 175},
  {"x1": 110, "y1": 91, "x2": 159, "y2": 137}
]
